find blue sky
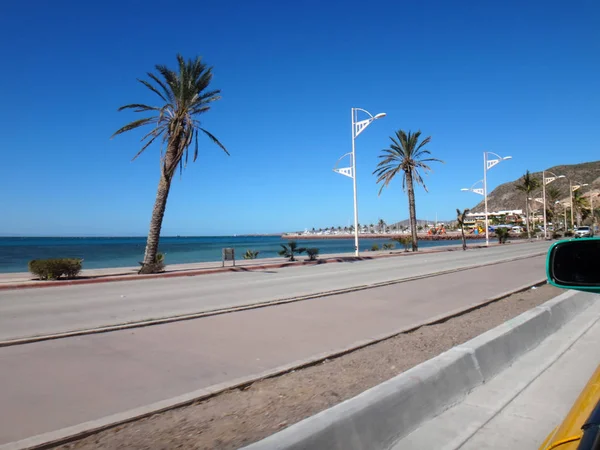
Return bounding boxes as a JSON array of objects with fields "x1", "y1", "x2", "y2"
[{"x1": 1, "y1": 0, "x2": 599, "y2": 236}]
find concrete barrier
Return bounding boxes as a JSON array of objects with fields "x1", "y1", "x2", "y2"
[
  {"x1": 457, "y1": 307, "x2": 552, "y2": 381},
  {"x1": 242, "y1": 290, "x2": 594, "y2": 450}
]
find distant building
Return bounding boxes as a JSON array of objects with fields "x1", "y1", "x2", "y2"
[{"x1": 464, "y1": 209, "x2": 524, "y2": 227}]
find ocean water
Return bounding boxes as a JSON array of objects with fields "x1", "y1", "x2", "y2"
[{"x1": 0, "y1": 236, "x2": 466, "y2": 273}]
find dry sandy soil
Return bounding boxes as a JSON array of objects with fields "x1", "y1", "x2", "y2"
[{"x1": 56, "y1": 283, "x2": 562, "y2": 450}]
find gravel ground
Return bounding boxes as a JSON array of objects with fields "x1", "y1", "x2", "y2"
[{"x1": 56, "y1": 283, "x2": 562, "y2": 450}]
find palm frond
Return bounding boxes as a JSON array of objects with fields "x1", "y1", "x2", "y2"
[
  {"x1": 200, "y1": 128, "x2": 229, "y2": 155},
  {"x1": 111, "y1": 117, "x2": 156, "y2": 138},
  {"x1": 114, "y1": 54, "x2": 229, "y2": 170},
  {"x1": 137, "y1": 78, "x2": 168, "y2": 103},
  {"x1": 146, "y1": 73, "x2": 174, "y2": 103},
  {"x1": 117, "y1": 103, "x2": 161, "y2": 113}
]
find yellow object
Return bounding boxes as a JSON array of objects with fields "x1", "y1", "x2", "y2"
[{"x1": 539, "y1": 364, "x2": 600, "y2": 449}]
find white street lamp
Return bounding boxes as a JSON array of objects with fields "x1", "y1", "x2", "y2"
[
  {"x1": 333, "y1": 108, "x2": 386, "y2": 256},
  {"x1": 482, "y1": 152, "x2": 512, "y2": 246},
  {"x1": 569, "y1": 181, "x2": 588, "y2": 229},
  {"x1": 542, "y1": 171, "x2": 565, "y2": 239},
  {"x1": 460, "y1": 180, "x2": 485, "y2": 196}
]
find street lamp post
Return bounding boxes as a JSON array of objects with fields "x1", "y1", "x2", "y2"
[
  {"x1": 333, "y1": 108, "x2": 386, "y2": 256},
  {"x1": 482, "y1": 152, "x2": 512, "y2": 246},
  {"x1": 542, "y1": 171, "x2": 565, "y2": 239}
]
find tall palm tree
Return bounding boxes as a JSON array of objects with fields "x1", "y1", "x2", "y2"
[
  {"x1": 378, "y1": 218, "x2": 386, "y2": 234},
  {"x1": 573, "y1": 189, "x2": 590, "y2": 226},
  {"x1": 112, "y1": 54, "x2": 229, "y2": 273},
  {"x1": 546, "y1": 186, "x2": 562, "y2": 225},
  {"x1": 456, "y1": 208, "x2": 470, "y2": 251},
  {"x1": 373, "y1": 130, "x2": 444, "y2": 251},
  {"x1": 515, "y1": 171, "x2": 540, "y2": 240}
]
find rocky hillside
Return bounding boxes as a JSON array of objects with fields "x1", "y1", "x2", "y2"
[{"x1": 471, "y1": 161, "x2": 600, "y2": 212}]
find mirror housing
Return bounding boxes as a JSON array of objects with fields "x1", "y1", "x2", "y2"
[{"x1": 547, "y1": 238, "x2": 600, "y2": 293}]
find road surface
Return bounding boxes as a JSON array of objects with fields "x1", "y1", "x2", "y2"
[
  {"x1": 0, "y1": 241, "x2": 550, "y2": 340},
  {"x1": 0, "y1": 255, "x2": 547, "y2": 446}
]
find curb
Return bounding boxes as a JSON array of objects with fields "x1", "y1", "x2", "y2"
[
  {"x1": 0, "y1": 280, "x2": 547, "y2": 450},
  {"x1": 0, "y1": 241, "x2": 522, "y2": 291},
  {"x1": 241, "y1": 290, "x2": 596, "y2": 450},
  {"x1": 0, "y1": 253, "x2": 546, "y2": 348}
]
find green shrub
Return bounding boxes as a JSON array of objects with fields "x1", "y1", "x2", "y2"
[
  {"x1": 243, "y1": 249, "x2": 260, "y2": 260},
  {"x1": 382, "y1": 243, "x2": 395, "y2": 250},
  {"x1": 278, "y1": 242, "x2": 306, "y2": 261},
  {"x1": 393, "y1": 236, "x2": 411, "y2": 251},
  {"x1": 371, "y1": 244, "x2": 380, "y2": 251},
  {"x1": 306, "y1": 248, "x2": 319, "y2": 261},
  {"x1": 495, "y1": 228, "x2": 509, "y2": 244},
  {"x1": 28, "y1": 258, "x2": 83, "y2": 280},
  {"x1": 552, "y1": 232, "x2": 562, "y2": 239},
  {"x1": 564, "y1": 230, "x2": 574, "y2": 237},
  {"x1": 138, "y1": 253, "x2": 165, "y2": 274}
]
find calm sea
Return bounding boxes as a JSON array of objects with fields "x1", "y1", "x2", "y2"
[{"x1": 0, "y1": 236, "x2": 465, "y2": 273}]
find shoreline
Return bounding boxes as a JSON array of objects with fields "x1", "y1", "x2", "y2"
[
  {"x1": 283, "y1": 233, "x2": 488, "y2": 241},
  {"x1": 0, "y1": 235, "x2": 482, "y2": 274}
]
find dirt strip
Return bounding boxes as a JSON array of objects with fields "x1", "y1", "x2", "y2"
[{"x1": 52, "y1": 283, "x2": 562, "y2": 450}]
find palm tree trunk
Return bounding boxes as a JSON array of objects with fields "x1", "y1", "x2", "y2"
[
  {"x1": 140, "y1": 174, "x2": 172, "y2": 273},
  {"x1": 140, "y1": 136, "x2": 180, "y2": 274},
  {"x1": 406, "y1": 171, "x2": 418, "y2": 251},
  {"x1": 461, "y1": 226, "x2": 466, "y2": 251}
]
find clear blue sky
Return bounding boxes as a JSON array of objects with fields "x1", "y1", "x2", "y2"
[{"x1": 1, "y1": 0, "x2": 599, "y2": 236}]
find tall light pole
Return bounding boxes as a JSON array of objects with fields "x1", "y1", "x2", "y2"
[
  {"x1": 569, "y1": 181, "x2": 588, "y2": 229},
  {"x1": 542, "y1": 171, "x2": 565, "y2": 239},
  {"x1": 333, "y1": 108, "x2": 386, "y2": 256},
  {"x1": 482, "y1": 152, "x2": 512, "y2": 246}
]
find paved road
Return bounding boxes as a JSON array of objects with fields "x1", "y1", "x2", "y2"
[
  {"x1": 396, "y1": 294, "x2": 600, "y2": 450},
  {"x1": 0, "y1": 242, "x2": 550, "y2": 340},
  {"x1": 0, "y1": 256, "x2": 547, "y2": 446}
]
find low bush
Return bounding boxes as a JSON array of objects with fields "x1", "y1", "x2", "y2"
[
  {"x1": 138, "y1": 253, "x2": 165, "y2": 274},
  {"x1": 306, "y1": 248, "x2": 319, "y2": 261},
  {"x1": 393, "y1": 236, "x2": 411, "y2": 251},
  {"x1": 552, "y1": 232, "x2": 562, "y2": 239},
  {"x1": 564, "y1": 230, "x2": 574, "y2": 237},
  {"x1": 371, "y1": 244, "x2": 380, "y2": 251},
  {"x1": 243, "y1": 249, "x2": 260, "y2": 260},
  {"x1": 382, "y1": 243, "x2": 395, "y2": 250},
  {"x1": 495, "y1": 228, "x2": 509, "y2": 244},
  {"x1": 28, "y1": 258, "x2": 83, "y2": 280}
]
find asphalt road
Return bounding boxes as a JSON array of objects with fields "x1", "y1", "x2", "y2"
[
  {"x1": 0, "y1": 255, "x2": 547, "y2": 445},
  {"x1": 0, "y1": 241, "x2": 550, "y2": 340}
]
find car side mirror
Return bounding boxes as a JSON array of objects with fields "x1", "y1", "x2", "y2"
[{"x1": 547, "y1": 238, "x2": 600, "y2": 293}]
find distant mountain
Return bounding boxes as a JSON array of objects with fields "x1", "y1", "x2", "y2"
[
  {"x1": 389, "y1": 218, "x2": 449, "y2": 228},
  {"x1": 471, "y1": 161, "x2": 600, "y2": 212}
]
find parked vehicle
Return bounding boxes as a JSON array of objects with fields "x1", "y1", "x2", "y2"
[
  {"x1": 575, "y1": 226, "x2": 593, "y2": 238},
  {"x1": 511, "y1": 226, "x2": 523, "y2": 234}
]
